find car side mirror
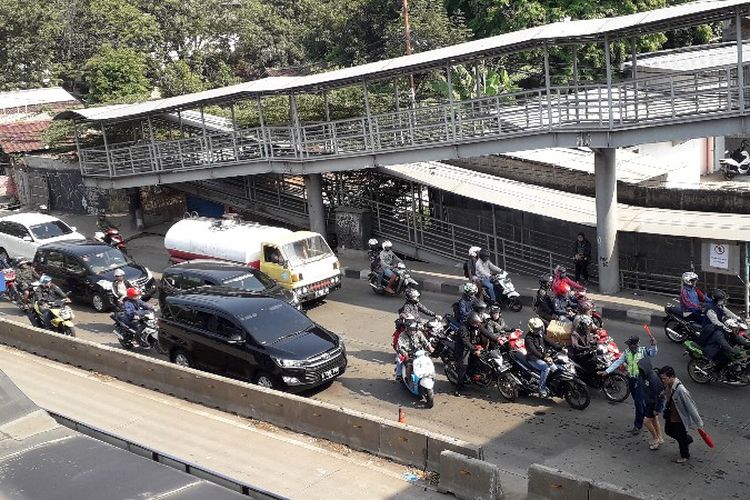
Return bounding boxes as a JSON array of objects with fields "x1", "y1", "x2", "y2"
[
  {"x1": 70, "y1": 226, "x2": 77, "y2": 232},
  {"x1": 227, "y1": 334, "x2": 244, "y2": 344},
  {"x1": 22, "y1": 236, "x2": 32, "y2": 242}
]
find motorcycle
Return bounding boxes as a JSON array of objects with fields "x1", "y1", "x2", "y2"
[
  {"x1": 2, "y1": 267, "x2": 19, "y2": 304},
  {"x1": 483, "y1": 271, "x2": 523, "y2": 312},
  {"x1": 663, "y1": 302, "x2": 703, "y2": 343},
  {"x1": 504, "y1": 337, "x2": 591, "y2": 410},
  {"x1": 368, "y1": 262, "x2": 418, "y2": 297},
  {"x1": 112, "y1": 310, "x2": 166, "y2": 353},
  {"x1": 421, "y1": 316, "x2": 453, "y2": 359},
  {"x1": 568, "y1": 330, "x2": 630, "y2": 403},
  {"x1": 29, "y1": 298, "x2": 75, "y2": 337},
  {"x1": 95, "y1": 216, "x2": 127, "y2": 254},
  {"x1": 684, "y1": 319, "x2": 750, "y2": 386},
  {"x1": 397, "y1": 350, "x2": 436, "y2": 408},
  {"x1": 719, "y1": 140, "x2": 750, "y2": 180}
]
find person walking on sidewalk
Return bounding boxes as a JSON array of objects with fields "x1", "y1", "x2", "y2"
[
  {"x1": 659, "y1": 366, "x2": 704, "y2": 464},
  {"x1": 599, "y1": 335, "x2": 657, "y2": 435},
  {"x1": 573, "y1": 233, "x2": 592, "y2": 285}
]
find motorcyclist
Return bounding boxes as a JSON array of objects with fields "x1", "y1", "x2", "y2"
[
  {"x1": 524, "y1": 317, "x2": 561, "y2": 397},
  {"x1": 463, "y1": 246, "x2": 481, "y2": 281},
  {"x1": 552, "y1": 265, "x2": 584, "y2": 296},
  {"x1": 679, "y1": 272, "x2": 704, "y2": 322},
  {"x1": 33, "y1": 275, "x2": 68, "y2": 329},
  {"x1": 395, "y1": 317, "x2": 433, "y2": 382},
  {"x1": 368, "y1": 238, "x2": 381, "y2": 274},
  {"x1": 570, "y1": 314, "x2": 597, "y2": 353},
  {"x1": 454, "y1": 282, "x2": 478, "y2": 325},
  {"x1": 485, "y1": 304, "x2": 512, "y2": 342},
  {"x1": 122, "y1": 288, "x2": 154, "y2": 346},
  {"x1": 111, "y1": 268, "x2": 133, "y2": 307},
  {"x1": 533, "y1": 274, "x2": 565, "y2": 323},
  {"x1": 454, "y1": 311, "x2": 493, "y2": 396},
  {"x1": 474, "y1": 249, "x2": 503, "y2": 304},
  {"x1": 15, "y1": 259, "x2": 39, "y2": 309},
  {"x1": 379, "y1": 240, "x2": 403, "y2": 294},
  {"x1": 398, "y1": 289, "x2": 436, "y2": 322},
  {"x1": 699, "y1": 290, "x2": 744, "y2": 374}
]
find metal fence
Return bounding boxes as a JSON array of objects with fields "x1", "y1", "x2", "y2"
[{"x1": 80, "y1": 64, "x2": 749, "y2": 178}]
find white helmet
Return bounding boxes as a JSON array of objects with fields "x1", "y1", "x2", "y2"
[
  {"x1": 368, "y1": 238, "x2": 379, "y2": 248},
  {"x1": 681, "y1": 272, "x2": 698, "y2": 285},
  {"x1": 114, "y1": 269, "x2": 125, "y2": 278},
  {"x1": 463, "y1": 282, "x2": 478, "y2": 296},
  {"x1": 468, "y1": 246, "x2": 481, "y2": 258},
  {"x1": 528, "y1": 317, "x2": 545, "y2": 332},
  {"x1": 382, "y1": 240, "x2": 393, "y2": 250}
]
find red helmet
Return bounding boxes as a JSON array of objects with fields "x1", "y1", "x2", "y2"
[
  {"x1": 553, "y1": 281, "x2": 570, "y2": 296},
  {"x1": 126, "y1": 287, "x2": 141, "y2": 299}
]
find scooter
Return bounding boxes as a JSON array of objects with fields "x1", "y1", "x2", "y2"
[
  {"x1": 29, "y1": 298, "x2": 75, "y2": 337},
  {"x1": 397, "y1": 350, "x2": 436, "y2": 408},
  {"x1": 2, "y1": 267, "x2": 19, "y2": 303},
  {"x1": 663, "y1": 302, "x2": 703, "y2": 343},
  {"x1": 368, "y1": 262, "x2": 418, "y2": 297},
  {"x1": 112, "y1": 310, "x2": 166, "y2": 354},
  {"x1": 95, "y1": 215, "x2": 127, "y2": 254},
  {"x1": 720, "y1": 140, "x2": 750, "y2": 180},
  {"x1": 485, "y1": 271, "x2": 522, "y2": 312}
]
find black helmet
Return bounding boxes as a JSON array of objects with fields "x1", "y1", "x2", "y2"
[
  {"x1": 556, "y1": 265, "x2": 567, "y2": 277},
  {"x1": 489, "y1": 304, "x2": 502, "y2": 315},
  {"x1": 467, "y1": 312, "x2": 483, "y2": 327},
  {"x1": 712, "y1": 289, "x2": 728, "y2": 303},
  {"x1": 538, "y1": 274, "x2": 552, "y2": 288},
  {"x1": 478, "y1": 249, "x2": 490, "y2": 261},
  {"x1": 625, "y1": 336, "x2": 640, "y2": 346},
  {"x1": 472, "y1": 300, "x2": 488, "y2": 313}
]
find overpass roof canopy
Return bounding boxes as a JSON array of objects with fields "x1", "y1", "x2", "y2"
[
  {"x1": 623, "y1": 40, "x2": 750, "y2": 73},
  {"x1": 57, "y1": 0, "x2": 750, "y2": 124}
]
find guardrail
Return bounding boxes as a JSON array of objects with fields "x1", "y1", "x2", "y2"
[
  {"x1": 49, "y1": 411, "x2": 286, "y2": 500},
  {"x1": 79, "y1": 64, "x2": 749, "y2": 178}
]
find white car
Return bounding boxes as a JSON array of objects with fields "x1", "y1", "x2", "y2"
[{"x1": 0, "y1": 213, "x2": 86, "y2": 260}]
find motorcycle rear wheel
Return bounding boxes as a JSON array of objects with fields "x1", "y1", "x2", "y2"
[
  {"x1": 62, "y1": 326, "x2": 76, "y2": 338},
  {"x1": 508, "y1": 297, "x2": 523, "y2": 313},
  {"x1": 118, "y1": 337, "x2": 134, "y2": 350},
  {"x1": 687, "y1": 358, "x2": 711, "y2": 384},
  {"x1": 563, "y1": 380, "x2": 590, "y2": 410},
  {"x1": 724, "y1": 170, "x2": 736, "y2": 180},
  {"x1": 664, "y1": 319, "x2": 689, "y2": 343},
  {"x1": 5, "y1": 286, "x2": 19, "y2": 303},
  {"x1": 602, "y1": 372, "x2": 630, "y2": 403},
  {"x1": 421, "y1": 387, "x2": 435, "y2": 409},
  {"x1": 444, "y1": 360, "x2": 459, "y2": 385},
  {"x1": 497, "y1": 373, "x2": 519, "y2": 402}
]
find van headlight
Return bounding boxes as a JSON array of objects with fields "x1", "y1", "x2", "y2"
[{"x1": 274, "y1": 358, "x2": 306, "y2": 368}]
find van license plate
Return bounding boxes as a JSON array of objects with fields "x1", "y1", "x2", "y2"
[
  {"x1": 322, "y1": 366, "x2": 339, "y2": 380},
  {"x1": 315, "y1": 287, "x2": 329, "y2": 297}
]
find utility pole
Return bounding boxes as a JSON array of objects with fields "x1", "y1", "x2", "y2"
[{"x1": 402, "y1": 0, "x2": 416, "y2": 103}]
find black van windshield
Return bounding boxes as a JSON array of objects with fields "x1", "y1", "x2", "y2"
[{"x1": 236, "y1": 301, "x2": 313, "y2": 345}]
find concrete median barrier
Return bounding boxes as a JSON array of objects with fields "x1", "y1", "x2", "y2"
[
  {"x1": 527, "y1": 464, "x2": 655, "y2": 500},
  {"x1": 437, "y1": 450, "x2": 503, "y2": 500},
  {"x1": 0, "y1": 317, "x2": 481, "y2": 471}
]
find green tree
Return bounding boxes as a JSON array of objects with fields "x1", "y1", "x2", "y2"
[
  {"x1": 85, "y1": 46, "x2": 152, "y2": 103},
  {"x1": 158, "y1": 60, "x2": 206, "y2": 98}
]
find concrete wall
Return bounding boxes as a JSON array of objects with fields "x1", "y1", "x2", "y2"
[
  {"x1": 527, "y1": 464, "x2": 656, "y2": 500},
  {"x1": 0, "y1": 317, "x2": 482, "y2": 471}
]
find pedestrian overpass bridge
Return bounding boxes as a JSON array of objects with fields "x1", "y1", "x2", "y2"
[{"x1": 57, "y1": 0, "x2": 750, "y2": 294}]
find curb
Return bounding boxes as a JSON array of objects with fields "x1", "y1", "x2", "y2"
[{"x1": 341, "y1": 266, "x2": 663, "y2": 326}]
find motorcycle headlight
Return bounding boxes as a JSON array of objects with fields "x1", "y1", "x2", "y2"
[{"x1": 59, "y1": 309, "x2": 72, "y2": 320}]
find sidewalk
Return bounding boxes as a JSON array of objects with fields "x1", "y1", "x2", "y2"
[
  {"x1": 0, "y1": 344, "x2": 446, "y2": 499},
  {"x1": 337, "y1": 250, "x2": 667, "y2": 325}
]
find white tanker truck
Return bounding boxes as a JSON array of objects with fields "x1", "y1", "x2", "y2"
[{"x1": 164, "y1": 217, "x2": 341, "y2": 302}]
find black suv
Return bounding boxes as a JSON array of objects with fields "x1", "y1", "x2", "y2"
[
  {"x1": 159, "y1": 295, "x2": 346, "y2": 392},
  {"x1": 33, "y1": 241, "x2": 156, "y2": 312},
  {"x1": 159, "y1": 260, "x2": 298, "y2": 310}
]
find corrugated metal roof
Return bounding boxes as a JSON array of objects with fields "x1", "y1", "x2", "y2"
[
  {"x1": 56, "y1": 0, "x2": 750, "y2": 123},
  {"x1": 502, "y1": 147, "x2": 685, "y2": 184},
  {"x1": 623, "y1": 41, "x2": 750, "y2": 72},
  {"x1": 382, "y1": 161, "x2": 750, "y2": 240},
  {"x1": 0, "y1": 87, "x2": 78, "y2": 111},
  {"x1": 0, "y1": 120, "x2": 52, "y2": 153}
]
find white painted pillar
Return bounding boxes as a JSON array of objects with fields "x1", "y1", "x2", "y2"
[
  {"x1": 594, "y1": 148, "x2": 620, "y2": 294},
  {"x1": 305, "y1": 173, "x2": 326, "y2": 236}
]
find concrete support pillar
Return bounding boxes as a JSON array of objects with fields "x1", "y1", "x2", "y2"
[
  {"x1": 305, "y1": 173, "x2": 326, "y2": 236},
  {"x1": 594, "y1": 148, "x2": 620, "y2": 294}
]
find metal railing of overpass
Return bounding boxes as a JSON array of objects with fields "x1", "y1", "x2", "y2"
[
  {"x1": 61, "y1": 1, "x2": 750, "y2": 187},
  {"x1": 78, "y1": 64, "x2": 750, "y2": 180}
]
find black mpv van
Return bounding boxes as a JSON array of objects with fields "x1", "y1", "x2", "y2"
[{"x1": 159, "y1": 294, "x2": 346, "y2": 391}]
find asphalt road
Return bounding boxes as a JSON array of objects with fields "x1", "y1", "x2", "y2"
[{"x1": 2, "y1": 234, "x2": 748, "y2": 499}]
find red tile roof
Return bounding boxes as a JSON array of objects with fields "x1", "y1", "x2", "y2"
[{"x1": 0, "y1": 120, "x2": 52, "y2": 153}]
